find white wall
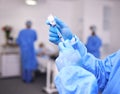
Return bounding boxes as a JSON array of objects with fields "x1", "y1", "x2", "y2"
[
  {"x1": 110, "y1": 1, "x2": 120, "y2": 52},
  {"x1": 0, "y1": 0, "x2": 120, "y2": 55},
  {"x1": 83, "y1": 0, "x2": 120, "y2": 57},
  {"x1": 83, "y1": 0, "x2": 113, "y2": 43},
  {"x1": 0, "y1": 0, "x2": 83, "y2": 50}
]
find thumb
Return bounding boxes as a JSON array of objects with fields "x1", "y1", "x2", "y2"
[
  {"x1": 58, "y1": 40, "x2": 73, "y2": 53},
  {"x1": 58, "y1": 42, "x2": 65, "y2": 52},
  {"x1": 64, "y1": 40, "x2": 73, "y2": 49},
  {"x1": 54, "y1": 17, "x2": 67, "y2": 28}
]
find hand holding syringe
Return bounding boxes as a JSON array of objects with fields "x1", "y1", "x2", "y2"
[{"x1": 47, "y1": 14, "x2": 65, "y2": 43}]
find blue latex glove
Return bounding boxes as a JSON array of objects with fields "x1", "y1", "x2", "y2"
[
  {"x1": 46, "y1": 17, "x2": 73, "y2": 44},
  {"x1": 56, "y1": 40, "x2": 81, "y2": 71}
]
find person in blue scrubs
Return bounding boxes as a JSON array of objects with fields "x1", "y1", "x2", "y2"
[
  {"x1": 86, "y1": 26, "x2": 102, "y2": 58},
  {"x1": 47, "y1": 17, "x2": 120, "y2": 94},
  {"x1": 17, "y1": 21, "x2": 37, "y2": 83}
]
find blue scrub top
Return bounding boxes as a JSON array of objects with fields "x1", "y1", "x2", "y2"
[
  {"x1": 86, "y1": 35, "x2": 102, "y2": 58},
  {"x1": 17, "y1": 28, "x2": 37, "y2": 70}
]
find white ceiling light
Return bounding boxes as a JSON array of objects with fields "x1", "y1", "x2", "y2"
[{"x1": 25, "y1": 0, "x2": 37, "y2": 5}]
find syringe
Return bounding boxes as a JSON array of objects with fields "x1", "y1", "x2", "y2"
[{"x1": 47, "y1": 14, "x2": 65, "y2": 43}]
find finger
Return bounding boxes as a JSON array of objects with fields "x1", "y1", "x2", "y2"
[
  {"x1": 49, "y1": 32, "x2": 59, "y2": 37},
  {"x1": 64, "y1": 40, "x2": 73, "y2": 49},
  {"x1": 58, "y1": 42, "x2": 65, "y2": 51},
  {"x1": 46, "y1": 20, "x2": 51, "y2": 26},
  {"x1": 49, "y1": 27, "x2": 58, "y2": 34},
  {"x1": 49, "y1": 37, "x2": 59, "y2": 43},
  {"x1": 56, "y1": 24, "x2": 61, "y2": 32},
  {"x1": 54, "y1": 17, "x2": 67, "y2": 28}
]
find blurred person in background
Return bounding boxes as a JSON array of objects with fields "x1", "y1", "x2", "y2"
[
  {"x1": 86, "y1": 25, "x2": 102, "y2": 58},
  {"x1": 36, "y1": 42, "x2": 58, "y2": 88},
  {"x1": 36, "y1": 42, "x2": 58, "y2": 73},
  {"x1": 17, "y1": 21, "x2": 37, "y2": 83},
  {"x1": 36, "y1": 42, "x2": 51, "y2": 72}
]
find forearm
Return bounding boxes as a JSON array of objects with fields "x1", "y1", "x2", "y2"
[
  {"x1": 71, "y1": 36, "x2": 113, "y2": 91},
  {"x1": 55, "y1": 66, "x2": 98, "y2": 94},
  {"x1": 71, "y1": 36, "x2": 112, "y2": 75},
  {"x1": 71, "y1": 35, "x2": 87, "y2": 57}
]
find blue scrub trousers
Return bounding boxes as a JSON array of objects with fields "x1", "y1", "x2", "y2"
[{"x1": 22, "y1": 69, "x2": 33, "y2": 83}]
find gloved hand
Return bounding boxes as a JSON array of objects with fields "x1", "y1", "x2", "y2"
[
  {"x1": 46, "y1": 17, "x2": 73, "y2": 44},
  {"x1": 56, "y1": 40, "x2": 81, "y2": 71}
]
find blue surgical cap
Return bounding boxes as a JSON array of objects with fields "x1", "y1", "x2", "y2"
[
  {"x1": 26, "y1": 20, "x2": 32, "y2": 26},
  {"x1": 90, "y1": 25, "x2": 96, "y2": 32}
]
